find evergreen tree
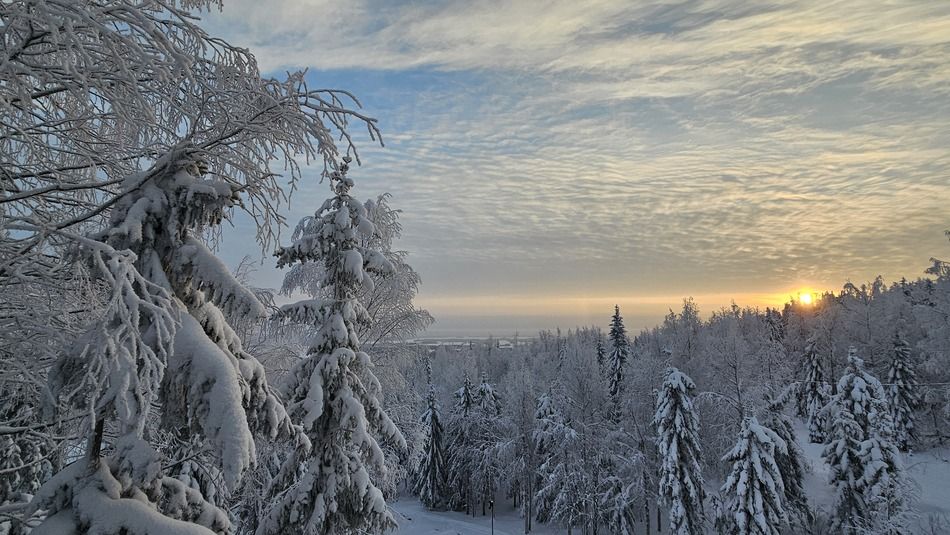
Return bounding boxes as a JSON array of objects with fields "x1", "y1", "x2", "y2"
[
  {"x1": 445, "y1": 373, "x2": 477, "y2": 512},
  {"x1": 823, "y1": 406, "x2": 865, "y2": 531},
  {"x1": 802, "y1": 341, "x2": 830, "y2": 443},
  {"x1": 763, "y1": 399, "x2": 811, "y2": 527},
  {"x1": 533, "y1": 392, "x2": 559, "y2": 523},
  {"x1": 823, "y1": 348, "x2": 894, "y2": 532},
  {"x1": 414, "y1": 360, "x2": 447, "y2": 509},
  {"x1": 470, "y1": 374, "x2": 504, "y2": 516},
  {"x1": 654, "y1": 367, "x2": 706, "y2": 535},
  {"x1": 32, "y1": 147, "x2": 297, "y2": 534},
  {"x1": 720, "y1": 415, "x2": 788, "y2": 535},
  {"x1": 534, "y1": 393, "x2": 586, "y2": 531},
  {"x1": 608, "y1": 305, "x2": 630, "y2": 399},
  {"x1": 455, "y1": 373, "x2": 477, "y2": 417},
  {"x1": 477, "y1": 373, "x2": 503, "y2": 417},
  {"x1": 261, "y1": 160, "x2": 406, "y2": 535},
  {"x1": 887, "y1": 333, "x2": 920, "y2": 450},
  {"x1": 836, "y1": 348, "x2": 888, "y2": 437},
  {"x1": 858, "y1": 401, "x2": 907, "y2": 533}
]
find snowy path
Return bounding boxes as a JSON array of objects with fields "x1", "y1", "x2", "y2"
[{"x1": 390, "y1": 499, "x2": 557, "y2": 535}]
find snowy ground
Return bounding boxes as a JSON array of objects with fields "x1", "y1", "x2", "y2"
[
  {"x1": 390, "y1": 499, "x2": 557, "y2": 535},
  {"x1": 392, "y1": 424, "x2": 950, "y2": 534}
]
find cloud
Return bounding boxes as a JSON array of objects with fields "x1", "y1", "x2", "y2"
[{"x1": 205, "y1": 0, "x2": 950, "y2": 331}]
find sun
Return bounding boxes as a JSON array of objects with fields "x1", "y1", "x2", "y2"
[{"x1": 798, "y1": 292, "x2": 813, "y2": 305}]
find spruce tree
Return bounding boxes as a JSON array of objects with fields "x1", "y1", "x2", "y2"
[
  {"x1": 445, "y1": 373, "x2": 477, "y2": 512},
  {"x1": 456, "y1": 372, "x2": 477, "y2": 417},
  {"x1": 858, "y1": 401, "x2": 907, "y2": 533},
  {"x1": 836, "y1": 348, "x2": 887, "y2": 436},
  {"x1": 534, "y1": 392, "x2": 584, "y2": 530},
  {"x1": 608, "y1": 305, "x2": 630, "y2": 399},
  {"x1": 32, "y1": 148, "x2": 297, "y2": 534},
  {"x1": 654, "y1": 367, "x2": 706, "y2": 535},
  {"x1": 763, "y1": 394, "x2": 811, "y2": 526},
  {"x1": 720, "y1": 415, "x2": 788, "y2": 535},
  {"x1": 533, "y1": 392, "x2": 559, "y2": 523},
  {"x1": 823, "y1": 406, "x2": 865, "y2": 530},
  {"x1": 261, "y1": 160, "x2": 406, "y2": 535},
  {"x1": 823, "y1": 348, "x2": 896, "y2": 532},
  {"x1": 802, "y1": 341, "x2": 830, "y2": 443},
  {"x1": 414, "y1": 360, "x2": 447, "y2": 509},
  {"x1": 477, "y1": 373, "x2": 503, "y2": 417},
  {"x1": 887, "y1": 333, "x2": 920, "y2": 450}
]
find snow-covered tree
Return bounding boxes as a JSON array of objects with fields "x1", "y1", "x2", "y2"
[
  {"x1": 763, "y1": 396, "x2": 811, "y2": 526},
  {"x1": 279, "y1": 193, "x2": 433, "y2": 348},
  {"x1": 413, "y1": 359, "x2": 447, "y2": 509},
  {"x1": 259, "y1": 160, "x2": 406, "y2": 535},
  {"x1": 445, "y1": 373, "x2": 477, "y2": 512},
  {"x1": 823, "y1": 348, "x2": 896, "y2": 532},
  {"x1": 823, "y1": 405, "x2": 866, "y2": 531},
  {"x1": 532, "y1": 392, "x2": 560, "y2": 524},
  {"x1": 477, "y1": 373, "x2": 503, "y2": 417},
  {"x1": 802, "y1": 341, "x2": 830, "y2": 443},
  {"x1": 858, "y1": 403, "x2": 907, "y2": 533},
  {"x1": 836, "y1": 348, "x2": 888, "y2": 437},
  {"x1": 2, "y1": 1, "x2": 382, "y2": 532},
  {"x1": 608, "y1": 305, "x2": 630, "y2": 399},
  {"x1": 30, "y1": 145, "x2": 298, "y2": 535},
  {"x1": 886, "y1": 333, "x2": 920, "y2": 450},
  {"x1": 720, "y1": 414, "x2": 788, "y2": 535},
  {"x1": 455, "y1": 372, "x2": 477, "y2": 417},
  {"x1": 534, "y1": 394, "x2": 587, "y2": 531},
  {"x1": 654, "y1": 367, "x2": 705, "y2": 535},
  {"x1": 597, "y1": 428, "x2": 644, "y2": 535}
]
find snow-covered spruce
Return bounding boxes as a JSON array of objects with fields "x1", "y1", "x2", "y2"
[
  {"x1": 277, "y1": 193, "x2": 433, "y2": 348},
  {"x1": 470, "y1": 375, "x2": 506, "y2": 516},
  {"x1": 823, "y1": 348, "x2": 902, "y2": 532},
  {"x1": 823, "y1": 405, "x2": 866, "y2": 531},
  {"x1": 532, "y1": 391, "x2": 559, "y2": 524},
  {"x1": 801, "y1": 340, "x2": 830, "y2": 444},
  {"x1": 654, "y1": 367, "x2": 706, "y2": 535},
  {"x1": 413, "y1": 359, "x2": 447, "y2": 509},
  {"x1": 477, "y1": 373, "x2": 503, "y2": 417},
  {"x1": 445, "y1": 373, "x2": 477, "y2": 513},
  {"x1": 259, "y1": 160, "x2": 406, "y2": 535},
  {"x1": 33, "y1": 148, "x2": 296, "y2": 535},
  {"x1": 858, "y1": 400, "x2": 908, "y2": 533},
  {"x1": 533, "y1": 392, "x2": 586, "y2": 531},
  {"x1": 887, "y1": 332, "x2": 920, "y2": 451},
  {"x1": 608, "y1": 305, "x2": 629, "y2": 400},
  {"x1": 762, "y1": 396, "x2": 811, "y2": 526},
  {"x1": 719, "y1": 415, "x2": 788, "y2": 535}
]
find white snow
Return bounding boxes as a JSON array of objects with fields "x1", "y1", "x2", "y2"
[{"x1": 391, "y1": 497, "x2": 556, "y2": 535}]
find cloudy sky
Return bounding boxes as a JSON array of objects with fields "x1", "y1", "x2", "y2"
[{"x1": 204, "y1": 1, "x2": 950, "y2": 336}]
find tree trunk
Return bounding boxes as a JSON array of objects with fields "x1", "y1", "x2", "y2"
[{"x1": 86, "y1": 417, "x2": 104, "y2": 470}]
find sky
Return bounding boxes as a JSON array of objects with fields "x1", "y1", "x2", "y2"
[{"x1": 203, "y1": 1, "x2": 950, "y2": 336}]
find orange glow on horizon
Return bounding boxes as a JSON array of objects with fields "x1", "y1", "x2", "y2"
[{"x1": 415, "y1": 287, "x2": 826, "y2": 318}]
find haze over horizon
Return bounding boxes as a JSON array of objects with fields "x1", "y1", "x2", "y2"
[{"x1": 202, "y1": 1, "x2": 950, "y2": 336}]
